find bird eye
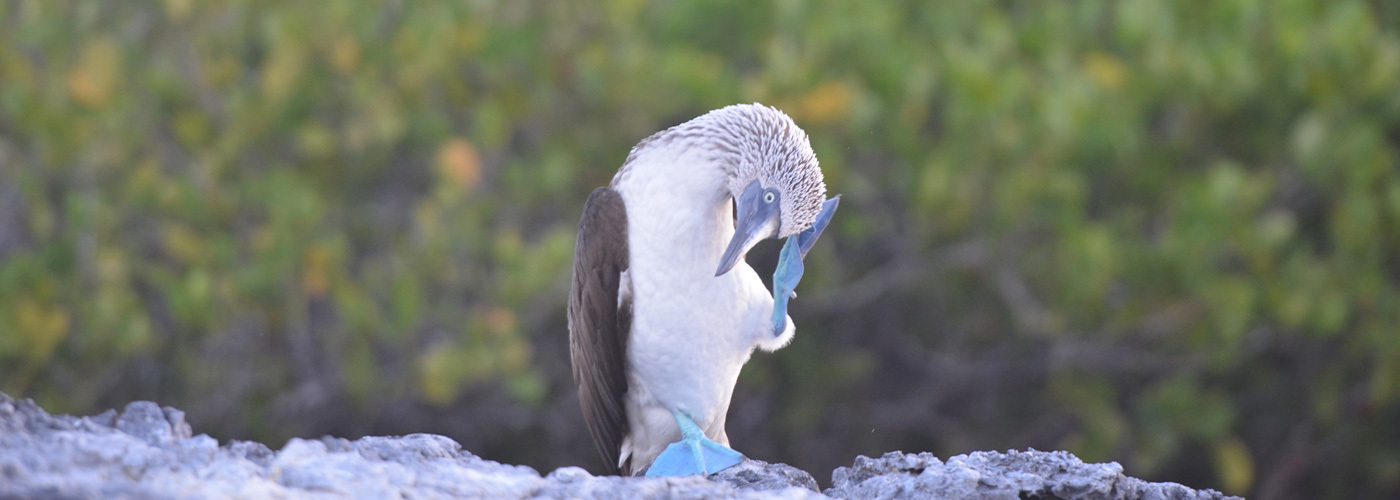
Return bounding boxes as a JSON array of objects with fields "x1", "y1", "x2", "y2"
[{"x1": 763, "y1": 192, "x2": 775, "y2": 203}]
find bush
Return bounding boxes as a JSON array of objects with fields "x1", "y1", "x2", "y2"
[{"x1": 1, "y1": 1, "x2": 1397, "y2": 497}]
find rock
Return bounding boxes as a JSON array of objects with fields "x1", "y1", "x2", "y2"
[
  {"x1": 115, "y1": 401, "x2": 190, "y2": 447},
  {"x1": 0, "y1": 392, "x2": 816, "y2": 499},
  {"x1": 824, "y1": 450, "x2": 1241, "y2": 500},
  {"x1": 0, "y1": 392, "x2": 1235, "y2": 499},
  {"x1": 713, "y1": 458, "x2": 821, "y2": 493}
]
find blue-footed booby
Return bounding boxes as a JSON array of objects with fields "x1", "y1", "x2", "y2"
[{"x1": 569, "y1": 104, "x2": 839, "y2": 476}]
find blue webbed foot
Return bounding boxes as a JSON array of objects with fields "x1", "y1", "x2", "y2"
[
  {"x1": 644, "y1": 409, "x2": 745, "y2": 477},
  {"x1": 770, "y1": 236, "x2": 804, "y2": 334},
  {"x1": 796, "y1": 196, "x2": 841, "y2": 258},
  {"x1": 771, "y1": 196, "x2": 840, "y2": 335}
]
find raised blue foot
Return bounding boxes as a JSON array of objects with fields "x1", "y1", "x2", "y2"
[
  {"x1": 772, "y1": 196, "x2": 840, "y2": 335},
  {"x1": 644, "y1": 409, "x2": 745, "y2": 477}
]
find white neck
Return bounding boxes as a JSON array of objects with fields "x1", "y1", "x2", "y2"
[{"x1": 612, "y1": 144, "x2": 734, "y2": 279}]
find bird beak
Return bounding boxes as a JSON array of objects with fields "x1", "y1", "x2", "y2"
[{"x1": 716, "y1": 180, "x2": 779, "y2": 276}]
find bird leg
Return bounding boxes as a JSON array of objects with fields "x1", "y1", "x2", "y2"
[
  {"x1": 771, "y1": 196, "x2": 840, "y2": 336},
  {"x1": 644, "y1": 409, "x2": 746, "y2": 477}
]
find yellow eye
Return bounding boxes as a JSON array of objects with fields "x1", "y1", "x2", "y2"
[{"x1": 764, "y1": 192, "x2": 775, "y2": 203}]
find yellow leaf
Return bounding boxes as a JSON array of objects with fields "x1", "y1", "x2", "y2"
[
  {"x1": 798, "y1": 80, "x2": 853, "y2": 125},
  {"x1": 161, "y1": 224, "x2": 205, "y2": 262},
  {"x1": 497, "y1": 338, "x2": 532, "y2": 373},
  {"x1": 1083, "y1": 52, "x2": 1127, "y2": 92},
  {"x1": 456, "y1": 22, "x2": 486, "y2": 55},
  {"x1": 163, "y1": 0, "x2": 192, "y2": 21},
  {"x1": 297, "y1": 124, "x2": 336, "y2": 159},
  {"x1": 331, "y1": 36, "x2": 360, "y2": 74},
  {"x1": 96, "y1": 246, "x2": 128, "y2": 286},
  {"x1": 483, "y1": 307, "x2": 518, "y2": 339},
  {"x1": 302, "y1": 244, "x2": 332, "y2": 297},
  {"x1": 174, "y1": 111, "x2": 212, "y2": 147},
  {"x1": 1214, "y1": 437, "x2": 1255, "y2": 495},
  {"x1": 68, "y1": 37, "x2": 121, "y2": 109},
  {"x1": 436, "y1": 138, "x2": 482, "y2": 192},
  {"x1": 14, "y1": 300, "x2": 70, "y2": 362},
  {"x1": 417, "y1": 344, "x2": 457, "y2": 405},
  {"x1": 261, "y1": 46, "x2": 305, "y2": 102}
]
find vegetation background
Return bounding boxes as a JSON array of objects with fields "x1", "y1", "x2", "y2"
[{"x1": 3, "y1": 1, "x2": 1399, "y2": 498}]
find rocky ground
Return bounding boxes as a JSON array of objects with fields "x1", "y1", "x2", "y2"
[{"x1": 0, "y1": 392, "x2": 1239, "y2": 499}]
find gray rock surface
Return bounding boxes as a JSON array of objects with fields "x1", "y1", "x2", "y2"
[
  {"x1": 824, "y1": 450, "x2": 1240, "y2": 500},
  {"x1": 0, "y1": 392, "x2": 1237, "y2": 499},
  {"x1": 0, "y1": 392, "x2": 816, "y2": 499},
  {"x1": 713, "y1": 458, "x2": 821, "y2": 492}
]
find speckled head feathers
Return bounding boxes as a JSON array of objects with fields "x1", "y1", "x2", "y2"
[{"x1": 621, "y1": 103, "x2": 827, "y2": 237}]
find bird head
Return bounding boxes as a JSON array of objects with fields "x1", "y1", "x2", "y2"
[{"x1": 713, "y1": 105, "x2": 827, "y2": 277}]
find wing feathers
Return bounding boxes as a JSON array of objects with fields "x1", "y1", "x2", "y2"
[{"x1": 568, "y1": 187, "x2": 631, "y2": 475}]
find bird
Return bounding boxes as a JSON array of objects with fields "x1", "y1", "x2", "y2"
[{"x1": 568, "y1": 103, "x2": 839, "y2": 477}]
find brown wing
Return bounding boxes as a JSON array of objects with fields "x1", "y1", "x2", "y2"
[{"x1": 568, "y1": 187, "x2": 632, "y2": 475}]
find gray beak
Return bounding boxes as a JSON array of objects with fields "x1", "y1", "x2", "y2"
[{"x1": 716, "y1": 180, "x2": 780, "y2": 276}]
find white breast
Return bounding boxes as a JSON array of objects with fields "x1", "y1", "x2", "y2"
[{"x1": 611, "y1": 144, "x2": 777, "y2": 470}]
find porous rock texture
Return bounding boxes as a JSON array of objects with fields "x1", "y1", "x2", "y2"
[
  {"x1": 0, "y1": 392, "x2": 1237, "y2": 499},
  {"x1": 823, "y1": 450, "x2": 1241, "y2": 500}
]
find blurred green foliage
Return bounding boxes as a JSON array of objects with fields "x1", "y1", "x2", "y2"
[{"x1": 2, "y1": 1, "x2": 1399, "y2": 498}]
